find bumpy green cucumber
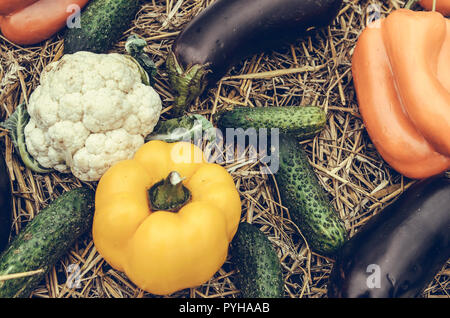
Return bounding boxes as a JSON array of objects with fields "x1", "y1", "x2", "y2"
[
  {"x1": 230, "y1": 222, "x2": 284, "y2": 298},
  {"x1": 0, "y1": 187, "x2": 95, "y2": 298},
  {"x1": 216, "y1": 106, "x2": 326, "y2": 139},
  {"x1": 276, "y1": 134, "x2": 347, "y2": 256},
  {"x1": 64, "y1": 0, "x2": 140, "y2": 54}
]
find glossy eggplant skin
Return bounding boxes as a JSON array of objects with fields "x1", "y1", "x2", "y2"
[
  {"x1": 0, "y1": 152, "x2": 12, "y2": 253},
  {"x1": 328, "y1": 175, "x2": 450, "y2": 298},
  {"x1": 166, "y1": 0, "x2": 343, "y2": 113}
]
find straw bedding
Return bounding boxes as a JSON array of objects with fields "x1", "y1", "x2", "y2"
[{"x1": 0, "y1": 0, "x2": 448, "y2": 298}]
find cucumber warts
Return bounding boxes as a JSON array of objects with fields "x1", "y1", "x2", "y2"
[
  {"x1": 275, "y1": 134, "x2": 347, "y2": 256},
  {"x1": 64, "y1": 0, "x2": 140, "y2": 54},
  {"x1": 0, "y1": 188, "x2": 95, "y2": 298},
  {"x1": 230, "y1": 222, "x2": 284, "y2": 298},
  {"x1": 216, "y1": 106, "x2": 326, "y2": 139}
]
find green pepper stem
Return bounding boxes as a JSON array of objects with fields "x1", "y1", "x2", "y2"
[{"x1": 148, "y1": 171, "x2": 191, "y2": 212}]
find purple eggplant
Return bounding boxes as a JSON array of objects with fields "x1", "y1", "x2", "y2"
[
  {"x1": 0, "y1": 152, "x2": 12, "y2": 253},
  {"x1": 166, "y1": 0, "x2": 343, "y2": 114},
  {"x1": 327, "y1": 174, "x2": 450, "y2": 298}
]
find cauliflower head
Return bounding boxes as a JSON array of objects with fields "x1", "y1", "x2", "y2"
[{"x1": 24, "y1": 51, "x2": 162, "y2": 181}]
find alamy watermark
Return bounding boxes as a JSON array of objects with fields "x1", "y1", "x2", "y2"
[
  {"x1": 66, "y1": 5, "x2": 82, "y2": 29},
  {"x1": 366, "y1": 4, "x2": 382, "y2": 28},
  {"x1": 66, "y1": 263, "x2": 82, "y2": 289},
  {"x1": 366, "y1": 264, "x2": 381, "y2": 289},
  {"x1": 161, "y1": 121, "x2": 280, "y2": 174}
]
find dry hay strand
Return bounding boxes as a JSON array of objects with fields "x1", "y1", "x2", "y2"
[{"x1": 0, "y1": 0, "x2": 448, "y2": 298}]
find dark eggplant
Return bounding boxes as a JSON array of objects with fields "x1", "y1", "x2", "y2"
[
  {"x1": 0, "y1": 152, "x2": 12, "y2": 253},
  {"x1": 166, "y1": 0, "x2": 343, "y2": 113},
  {"x1": 327, "y1": 174, "x2": 450, "y2": 298}
]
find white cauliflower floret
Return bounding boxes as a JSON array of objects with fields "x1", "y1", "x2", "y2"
[
  {"x1": 24, "y1": 51, "x2": 162, "y2": 181},
  {"x1": 72, "y1": 129, "x2": 144, "y2": 182}
]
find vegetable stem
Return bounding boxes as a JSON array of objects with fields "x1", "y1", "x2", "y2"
[
  {"x1": 165, "y1": 52, "x2": 210, "y2": 115},
  {"x1": 148, "y1": 171, "x2": 191, "y2": 212}
]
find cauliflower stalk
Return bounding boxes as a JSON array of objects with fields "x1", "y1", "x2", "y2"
[{"x1": 3, "y1": 43, "x2": 162, "y2": 182}]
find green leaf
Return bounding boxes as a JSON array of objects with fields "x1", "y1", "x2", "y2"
[
  {"x1": 1, "y1": 104, "x2": 52, "y2": 174},
  {"x1": 146, "y1": 114, "x2": 216, "y2": 144},
  {"x1": 125, "y1": 34, "x2": 157, "y2": 86}
]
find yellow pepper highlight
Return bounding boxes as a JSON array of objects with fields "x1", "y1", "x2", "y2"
[{"x1": 93, "y1": 140, "x2": 242, "y2": 295}]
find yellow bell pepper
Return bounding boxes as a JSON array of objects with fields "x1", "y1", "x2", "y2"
[{"x1": 93, "y1": 140, "x2": 242, "y2": 295}]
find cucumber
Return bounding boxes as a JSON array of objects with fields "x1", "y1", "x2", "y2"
[
  {"x1": 63, "y1": 0, "x2": 141, "y2": 54},
  {"x1": 275, "y1": 134, "x2": 347, "y2": 256},
  {"x1": 230, "y1": 222, "x2": 284, "y2": 298},
  {"x1": 216, "y1": 106, "x2": 326, "y2": 139},
  {"x1": 0, "y1": 187, "x2": 95, "y2": 298}
]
